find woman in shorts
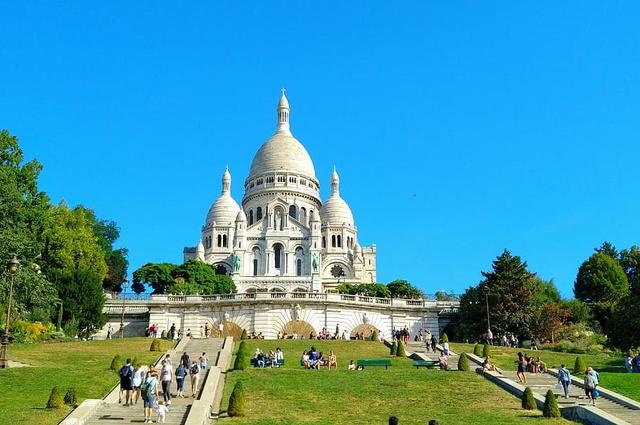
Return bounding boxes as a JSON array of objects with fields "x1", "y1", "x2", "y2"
[{"x1": 131, "y1": 364, "x2": 144, "y2": 404}]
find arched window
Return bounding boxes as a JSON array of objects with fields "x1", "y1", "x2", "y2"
[
  {"x1": 331, "y1": 235, "x2": 336, "y2": 248},
  {"x1": 337, "y1": 235, "x2": 342, "y2": 248},
  {"x1": 273, "y1": 244, "x2": 282, "y2": 269},
  {"x1": 249, "y1": 210, "x2": 253, "y2": 225},
  {"x1": 252, "y1": 247, "x2": 260, "y2": 276},
  {"x1": 296, "y1": 259, "x2": 302, "y2": 276},
  {"x1": 289, "y1": 205, "x2": 297, "y2": 219},
  {"x1": 300, "y1": 207, "x2": 307, "y2": 224},
  {"x1": 222, "y1": 234, "x2": 228, "y2": 248},
  {"x1": 322, "y1": 236, "x2": 326, "y2": 248},
  {"x1": 256, "y1": 207, "x2": 263, "y2": 221},
  {"x1": 217, "y1": 234, "x2": 222, "y2": 247}
]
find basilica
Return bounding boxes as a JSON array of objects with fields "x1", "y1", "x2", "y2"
[{"x1": 184, "y1": 91, "x2": 377, "y2": 293}]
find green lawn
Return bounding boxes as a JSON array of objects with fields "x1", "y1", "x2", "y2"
[
  {"x1": 219, "y1": 340, "x2": 570, "y2": 425},
  {"x1": 450, "y1": 343, "x2": 640, "y2": 402},
  {"x1": 0, "y1": 337, "x2": 174, "y2": 425}
]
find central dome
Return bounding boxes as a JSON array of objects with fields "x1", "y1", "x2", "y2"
[{"x1": 246, "y1": 90, "x2": 317, "y2": 182}]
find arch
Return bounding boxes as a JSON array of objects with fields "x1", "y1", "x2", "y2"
[
  {"x1": 245, "y1": 287, "x2": 257, "y2": 293},
  {"x1": 322, "y1": 236, "x2": 326, "y2": 248},
  {"x1": 292, "y1": 287, "x2": 307, "y2": 292},
  {"x1": 217, "y1": 234, "x2": 222, "y2": 247},
  {"x1": 331, "y1": 235, "x2": 336, "y2": 248},
  {"x1": 213, "y1": 263, "x2": 229, "y2": 275},
  {"x1": 350, "y1": 324, "x2": 380, "y2": 340},
  {"x1": 337, "y1": 235, "x2": 342, "y2": 248},
  {"x1": 252, "y1": 247, "x2": 261, "y2": 276},
  {"x1": 281, "y1": 320, "x2": 315, "y2": 338},
  {"x1": 273, "y1": 206, "x2": 285, "y2": 230},
  {"x1": 289, "y1": 205, "x2": 297, "y2": 220},
  {"x1": 222, "y1": 234, "x2": 228, "y2": 248},
  {"x1": 249, "y1": 210, "x2": 254, "y2": 225},
  {"x1": 221, "y1": 321, "x2": 243, "y2": 339},
  {"x1": 300, "y1": 207, "x2": 307, "y2": 224},
  {"x1": 322, "y1": 261, "x2": 353, "y2": 279},
  {"x1": 270, "y1": 287, "x2": 285, "y2": 292},
  {"x1": 256, "y1": 207, "x2": 263, "y2": 221},
  {"x1": 273, "y1": 243, "x2": 283, "y2": 270}
]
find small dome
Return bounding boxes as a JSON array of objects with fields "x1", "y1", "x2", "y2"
[
  {"x1": 354, "y1": 241, "x2": 362, "y2": 253},
  {"x1": 206, "y1": 168, "x2": 240, "y2": 226},
  {"x1": 320, "y1": 168, "x2": 354, "y2": 226},
  {"x1": 236, "y1": 209, "x2": 247, "y2": 222},
  {"x1": 196, "y1": 240, "x2": 205, "y2": 261}
]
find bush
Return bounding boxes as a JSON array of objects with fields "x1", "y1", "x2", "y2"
[
  {"x1": 64, "y1": 388, "x2": 77, "y2": 406},
  {"x1": 574, "y1": 356, "x2": 586, "y2": 374},
  {"x1": 371, "y1": 329, "x2": 379, "y2": 341},
  {"x1": 110, "y1": 355, "x2": 122, "y2": 371},
  {"x1": 234, "y1": 342, "x2": 250, "y2": 370},
  {"x1": 396, "y1": 340, "x2": 406, "y2": 357},
  {"x1": 228, "y1": 381, "x2": 247, "y2": 417},
  {"x1": 131, "y1": 357, "x2": 138, "y2": 368},
  {"x1": 441, "y1": 333, "x2": 449, "y2": 343},
  {"x1": 543, "y1": 389, "x2": 560, "y2": 417},
  {"x1": 390, "y1": 340, "x2": 397, "y2": 356},
  {"x1": 47, "y1": 387, "x2": 64, "y2": 408},
  {"x1": 521, "y1": 387, "x2": 536, "y2": 410},
  {"x1": 160, "y1": 330, "x2": 167, "y2": 339},
  {"x1": 240, "y1": 329, "x2": 248, "y2": 340},
  {"x1": 63, "y1": 317, "x2": 79, "y2": 338},
  {"x1": 457, "y1": 353, "x2": 469, "y2": 371},
  {"x1": 473, "y1": 344, "x2": 483, "y2": 357},
  {"x1": 150, "y1": 339, "x2": 162, "y2": 352},
  {"x1": 482, "y1": 344, "x2": 491, "y2": 358}
]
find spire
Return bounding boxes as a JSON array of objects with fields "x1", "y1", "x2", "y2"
[
  {"x1": 221, "y1": 167, "x2": 231, "y2": 194},
  {"x1": 277, "y1": 88, "x2": 290, "y2": 133},
  {"x1": 330, "y1": 167, "x2": 340, "y2": 195}
]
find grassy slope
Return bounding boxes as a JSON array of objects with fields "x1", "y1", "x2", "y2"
[
  {"x1": 0, "y1": 338, "x2": 174, "y2": 425},
  {"x1": 450, "y1": 343, "x2": 640, "y2": 402},
  {"x1": 219, "y1": 340, "x2": 570, "y2": 425}
]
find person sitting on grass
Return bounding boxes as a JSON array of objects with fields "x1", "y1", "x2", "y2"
[
  {"x1": 267, "y1": 350, "x2": 277, "y2": 367},
  {"x1": 348, "y1": 359, "x2": 357, "y2": 370},
  {"x1": 301, "y1": 350, "x2": 311, "y2": 369},
  {"x1": 482, "y1": 356, "x2": 497, "y2": 372},
  {"x1": 328, "y1": 351, "x2": 337, "y2": 370},
  {"x1": 309, "y1": 346, "x2": 320, "y2": 369},
  {"x1": 254, "y1": 348, "x2": 266, "y2": 367},
  {"x1": 439, "y1": 352, "x2": 448, "y2": 370}
]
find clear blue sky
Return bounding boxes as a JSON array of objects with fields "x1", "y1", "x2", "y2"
[{"x1": 2, "y1": 2, "x2": 638, "y2": 297}]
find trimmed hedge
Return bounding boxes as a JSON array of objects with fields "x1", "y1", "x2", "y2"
[
  {"x1": 240, "y1": 329, "x2": 248, "y2": 340},
  {"x1": 457, "y1": 353, "x2": 469, "y2": 371},
  {"x1": 47, "y1": 387, "x2": 64, "y2": 409},
  {"x1": 390, "y1": 340, "x2": 397, "y2": 356},
  {"x1": 482, "y1": 344, "x2": 491, "y2": 358},
  {"x1": 543, "y1": 390, "x2": 560, "y2": 417},
  {"x1": 574, "y1": 356, "x2": 586, "y2": 374},
  {"x1": 64, "y1": 388, "x2": 77, "y2": 406},
  {"x1": 150, "y1": 339, "x2": 162, "y2": 352},
  {"x1": 473, "y1": 344, "x2": 483, "y2": 357},
  {"x1": 228, "y1": 381, "x2": 247, "y2": 417},
  {"x1": 396, "y1": 340, "x2": 406, "y2": 357},
  {"x1": 521, "y1": 387, "x2": 536, "y2": 410},
  {"x1": 110, "y1": 355, "x2": 122, "y2": 371}
]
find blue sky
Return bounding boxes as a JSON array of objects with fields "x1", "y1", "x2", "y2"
[{"x1": 1, "y1": 2, "x2": 638, "y2": 297}]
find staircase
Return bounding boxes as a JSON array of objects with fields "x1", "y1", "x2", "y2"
[{"x1": 406, "y1": 341, "x2": 460, "y2": 370}]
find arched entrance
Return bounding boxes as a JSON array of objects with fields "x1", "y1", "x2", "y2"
[
  {"x1": 281, "y1": 320, "x2": 315, "y2": 338},
  {"x1": 350, "y1": 324, "x2": 379, "y2": 340},
  {"x1": 221, "y1": 321, "x2": 243, "y2": 339}
]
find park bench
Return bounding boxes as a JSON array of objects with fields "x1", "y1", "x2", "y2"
[
  {"x1": 413, "y1": 360, "x2": 440, "y2": 369},
  {"x1": 356, "y1": 359, "x2": 392, "y2": 369},
  {"x1": 251, "y1": 358, "x2": 285, "y2": 367}
]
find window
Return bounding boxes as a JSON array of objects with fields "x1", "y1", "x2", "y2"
[
  {"x1": 249, "y1": 181, "x2": 254, "y2": 188},
  {"x1": 253, "y1": 259, "x2": 258, "y2": 276},
  {"x1": 249, "y1": 210, "x2": 253, "y2": 225},
  {"x1": 277, "y1": 175, "x2": 285, "y2": 183},
  {"x1": 322, "y1": 236, "x2": 326, "y2": 248},
  {"x1": 274, "y1": 244, "x2": 282, "y2": 269},
  {"x1": 289, "y1": 205, "x2": 297, "y2": 219},
  {"x1": 256, "y1": 207, "x2": 263, "y2": 221},
  {"x1": 331, "y1": 235, "x2": 336, "y2": 248},
  {"x1": 296, "y1": 259, "x2": 302, "y2": 276},
  {"x1": 266, "y1": 176, "x2": 274, "y2": 183},
  {"x1": 330, "y1": 264, "x2": 345, "y2": 278},
  {"x1": 217, "y1": 234, "x2": 222, "y2": 247},
  {"x1": 222, "y1": 234, "x2": 228, "y2": 248},
  {"x1": 289, "y1": 176, "x2": 296, "y2": 183},
  {"x1": 300, "y1": 178, "x2": 306, "y2": 185},
  {"x1": 337, "y1": 235, "x2": 342, "y2": 248},
  {"x1": 300, "y1": 207, "x2": 307, "y2": 223},
  {"x1": 257, "y1": 178, "x2": 263, "y2": 185}
]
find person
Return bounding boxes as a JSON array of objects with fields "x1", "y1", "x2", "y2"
[
  {"x1": 430, "y1": 334, "x2": 437, "y2": 352},
  {"x1": 204, "y1": 322, "x2": 210, "y2": 338},
  {"x1": 132, "y1": 364, "x2": 144, "y2": 404},
  {"x1": 301, "y1": 350, "x2": 310, "y2": 369},
  {"x1": 328, "y1": 351, "x2": 337, "y2": 370},
  {"x1": 254, "y1": 348, "x2": 265, "y2": 367},
  {"x1": 439, "y1": 352, "x2": 448, "y2": 370},
  {"x1": 119, "y1": 358, "x2": 134, "y2": 406},
  {"x1": 516, "y1": 352, "x2": 527, "y2": 384},
  {"x1": 486, "y1": 328, "x2": 493, "y2": 345},
  {"x1": 169, "y1": 323, "x2": 176, "y2": 340},
  {"x1": 180, "y1": 351, "x2": 190, "y2": 368},
  {"x1": 199, "y1": 352, "x2": 208, "y2": 370},
  {"x1": 625, "y1": 353, "x2": 633, "y2": 373},
  {"x1": 190, "y1": 361, "x2": 200, "y2": 397},
  {"x1": 482, "y1": 356, "x2": 497, "y2": 372},
  {"x1": 584, "y1": 368, "x2": 597, "y2": 405},
  {"x1": 142, "y1": 365, "x2": 159, "y2": 423},
  {"x1": 557, "y1": 364, "x2": 571, "y2": 399},
  {"x1": 107, "y1": 324, "x2": 113, "y2": 339},
  {"x1": 442, "y1": 341, "x2": 450, "y2": 355},
  {"x1": 156, "y1": 400, "x2": 169, "y2": 424},
  {"x1": 588, "y1": 367, "x2": 600, "y2": 399},
  {"x1": 160, "y1": 360, "x2": 173, "y2": 405},
  {"x1": 163, "y1": 353, "x2": 172, "y2": 368},
  {"x1": 275, "y1": 347, "x2": 284, "y2": 366},
  {"x1": 389, "y1": 416, "x2": 399, "y2": 425},
  {"x1": 218, "y1": 321, "x2": 224, "y2": 337},
  {"x1": 348, "y1": 359, "x2": 357, "y2": 370},
  {"x1": 175, "y1": 361, "x2": 187, "y2": 398},
  {"x1": 428, "y1": 421, "x2": 440, "y2": 425}
]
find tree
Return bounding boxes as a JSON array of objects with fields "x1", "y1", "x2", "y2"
[
  {"x1": 434, "y1": 290, "x2": 459, "y2": 301},
  {"x1": 228, "y1": 381, "x2": 247, "y2": 417},
  {"x1": 532, "y1": 278, "x2": 561, "y2": 306},
  {"x1": 530, "y1": 302, "x2": 571, "y2": 343},
  {"x1": 574, "y1": 252, "x2": 629, "y2": 330},
  {"x1": 336, "y1": 283, "x2": 392, "y2": 298},
  {"x1": 387, "y1": 279, "x2": 423, "y2": 299},
  {"x1": 521, "y1": 387, "x2": 536, "y2": 410},
  {"x1": 132, "y1": 263, "x2": 177, "y2": 294},
  {"x1": 543, "y1": 390, "x2": 560, "y2": 417},
  {"x1": 595, "y1": 241, "x2": 618, "y2": 259},
  {"x1": 619, "y1": 246, "x2": 640, "y2": 295},
  {"x1": 574, "y1": 356, "x2": 586, "y2": 374},
  {"x1": 562, "y1": 299, "x2": 591, "y2": 324},
  {"x1": 607, "y1": 293, "x2": 640, "y2": 351},
  {"x1": 457, "y1": 353, "x2": 469, "y2": 371}
]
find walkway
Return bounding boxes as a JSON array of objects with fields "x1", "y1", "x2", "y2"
[
  {"x1": 406, "y1": 341, "x2": 460, "y2": 370},
  {"x1": 85, "y1": 338, "x2": 223, "y2": 425}
]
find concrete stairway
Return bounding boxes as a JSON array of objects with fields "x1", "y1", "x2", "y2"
[
  {"x1": 84, "y1": 337, "x2": 223, "y2": 425},
  {"x1": 406, "y1": 341, "x2": 460, "y2": 370}
]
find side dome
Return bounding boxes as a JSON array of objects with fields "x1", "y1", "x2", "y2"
[
  {"x1": 205, "y1": 168, "x2": 240, "y2": 226},
  {"x1": 320, "y1": 168, "x2": 355, "y2": 226}
]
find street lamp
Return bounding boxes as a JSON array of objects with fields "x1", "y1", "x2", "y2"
[
  {"x1": 119, "y1": 277, "x2": 129, "y2": 339},
  {"x1": 484, "y1": 288, "x2": 491, "y2": 331},
  {"x1": 1, "y1": 255, "x2": 20, "y2": 368}
]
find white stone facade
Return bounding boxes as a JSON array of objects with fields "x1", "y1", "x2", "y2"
[{"x1": 184, "y1": 91, "x2": 377, "y2": 292}]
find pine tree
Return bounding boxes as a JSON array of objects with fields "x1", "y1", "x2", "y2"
[
  {"x1": 457, "y1": 353, "x2": 469, "y2": 371},
  {"x1": 543, "y1": 390, "x2": 560, "y2": 417},
  {"x1": 240, "y1": 329, "x2": 248, "y2": 340},
  {"x1": 371, "y1": 329, "x2": 379, "y2": 341},
  {"x1": 482, "y1": 344, "x2": 491, "y2": 358},
  {"x1": 228, "y1": 381, "x2": 247, "y2": 417},
  {"x1": 234, "y1": 342, "x2": 250, "y2": 370},
  {"x1": 150, "y1": 339, "x2": 162, "y2": 352},
  {"x1": 390, "y1": 340, "x2": 397, "y2": 356},
  {"x1": 47, "y1": 387, "x2": 64, "y2": 408},
  {"x1": 64, "y1": 388, "x2": 77, "y2": 406},
  {"x1": 574, "y1": 356, "x2": 586, "y2": 374},
  {"x1": 441, "y1": 333, "x2": 449, "y2": 342},
  {"x1": 110, "y1": 355, "x2": 122, "y2": 371},
  {"x1": 473, "y1": 344, "x2": 483, "y2": 357},
  {"x1": 396, "y1": 340, "x2": 406, "y2": 357},
  {"x1": 521, "y1": 387, "x2": 537, "y2": 410}
]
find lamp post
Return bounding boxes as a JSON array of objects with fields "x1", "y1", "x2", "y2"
[
  {"x1": 119, "y1": 277, "x2": 129, "y2": 339},
  {"x1": 1, "y1": 255, "x2": 20, "y2": 368},
  {"x1": 484, "y1": 289, "x2": 491, "y2": 331}
]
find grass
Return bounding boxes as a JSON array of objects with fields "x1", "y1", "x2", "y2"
[
  {"x1": 450, "y1": 343, "x2": 640, "y2": 402},
  {"x1": 218, "y1": 340, "x2": 570, "y2": 424},
  {"x1": 0, "y1": 337, "x2": 174, "y2": 425}
]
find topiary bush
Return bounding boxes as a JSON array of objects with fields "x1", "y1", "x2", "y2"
[
  {"x1": 160, "y1": 330, "x2": 167, "y2": 339},
  {"x1": 47, "y1": 387, "x2": 64, "y2": 408},
  {"x1": 228, "y1": 381, "x2": 247, "y2": 417},
  {"x1": 371, "y1": 329, "x2": 379, "y2": 341},
  {"x1": 482, "y1": 344, "x2": 491, "y2": 358},
  {"x1": 390, "y1": 340, "x2": 397, "y2": 356},
  {"x1": 457, "y1": 353, "x2": 469, "y2": 371},
  {"x1": 64, "y1": 388, "x2": 77, "y2": 406},
  {"x1": 240, "y1": 329, "x2": 248, "y2": 340},
  {"x1": 441, "y1": 333, "x2": 449, "y2": 343},
  {"x1": 543, "y1": 389, "x2": 560, "y2": 417},
  {"x1": 574, "y1": 356, "x2": 586, "y2": 374},
  {"x1": 396, "y1": 340, "x2": 406, "y2": 357},
  {"x1": 110, "y1": 355, "x2": 122, "y2": 371},
  {"x1": 521, "y1": 387, "x2": 537, "y2": 410},
  {"x1": 473, "y1": 343, "x2": 483, "y2": 357},
  {"x1": 150, "y1": 339, "x2": 162, "y2": 352},
  {"x1": 234, "y1": 342, "x2": 250, "y2": 370}
]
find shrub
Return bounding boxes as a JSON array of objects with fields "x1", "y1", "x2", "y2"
[
  {"x1": 47, "y1": 387, "x2": 64, "y2": 408},
  {"x1": 150, "y1": 339, "x2": 162, "y2": 352},
  {"x1": 234, "y1": 342, "x2": 250, "y2": 370},
  {"x1": 64, "y1": 388, "x2": 77, "y2": 406},
  {"x1": 160, "y1": 330, "x2": 167, "y2": 339},
  {"x1": 574, "y1": 356, "x2": 586, "y2": 374},
  {"x1": 473, "y1": 344, "x2": 483, "y2": 357},
  {"x1": 371, "y1": 329, "x2": 379, "y2": 341},
  {"x1": 482, "y1": 344, "x2": 491, "y2": 358},
  {"x1": 228, "y1": 381, "x2": 247, "y2": 417},
  {"x1": 63, "y1": 317, "x2": 79, "y2": 338},
  {"x1": 110, "y1": 355, "x2": 122, "y2": 371},
  {"x1": 236, "y1": 340, "x2": 248, "y2": 356},
  {"x1": 240, "y1": 329, "x2": 248, "y2": 340},
  {"x1": 396, "y1": 340, "x2": 406, "y2": 357},
  {"x1": 521, "y1": 387, "x2": 536, "y2": 410},
  {"x1": 390, "y1": 340, "x2": 397, "y2": 356},
  {"x1": 543, "y1": 389, "x2": 560, "y2": 417},
  {"x1": 457, "y1": 353, "x2": 469, "y2": 371},
  {"x1": 441, "y1": 333, "x2": 449, "y2": 343}
]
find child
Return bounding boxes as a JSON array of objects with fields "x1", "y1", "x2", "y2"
[
  {"x1": 348, "y1": 360, "x2": 356, "y2": 370},
  {"x1": 156, "y1": 400, "x2": 169, "y2": 424}
]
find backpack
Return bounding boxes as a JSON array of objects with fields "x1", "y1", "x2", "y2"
[
  {"x1": 190, "y1": 364, "x2": 199, "y2": 375},
  {"x1": 141, "y1": 378, "x2": 155, "y2": 398},
  {"x1": 119, "y1": 365, "x2": 132, "y2": 379}
]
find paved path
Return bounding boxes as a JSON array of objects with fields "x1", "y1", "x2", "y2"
[
  {"x1": 501, "y1": 370, "x2": 640, "y2": 424},
  {"x1": 85, "y1": 338, "x2": 223, "y2": 425},
  {"x1": 406, "y1": 341, "x2": 459, "y2": 370}
]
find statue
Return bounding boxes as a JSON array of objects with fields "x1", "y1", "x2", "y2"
[
  {"x1": 224, "y1": 312, "x2": 231, "y2": 321},
  {"x1": 312, "y1": 253, "x2": 319, "y2": 272},
  {"x1": 275, "y1": 211, "x2": 283, "y2": 230},
  {"x1": 292, "y1": 304, "x2": 302, "y2": 320},
  {"x1": 233, "y1": 254, "x2": 241, "y2": 272},
  {"x1": 363, "y1": 313, "x2": 369, "y2": 324}
]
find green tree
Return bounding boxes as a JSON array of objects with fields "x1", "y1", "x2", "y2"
[
  {"x1": 543, "y1": 390, "x2": 560, "y2": 417},
  {"x1": 607, "y1": 293, "x2": 640, "y2": 351},
  {"x1": 595, "y1": 241, "x2": 618, "y2": 259},
  {"x1": 457, "y1": 353, "x2": 469, "y2": 371},
  {"x1": 387, "y1": 279, "x2": 423, "y2": 299},
  {"x1": 574, "y1": 252, "x2": 629, "y2": 330},
  {"x1": 521, "y1": 387, "x2": 536, "y2": 410},
  {"x1": 530, "y1": 301, "x2": 571, "y2": 343},
  {"x1": 532, "y1": 278, "x2": 561, "y2": 306},
  {"x1": 619, "y1": 246, "x2": 640, "y2": 295},
  {"x1": 132, "y1": 263, "x2": 177, "y2": 294},
  {"x1": 562, "y1": 299, "x2": 591, "y2": 324},
  {"x1": 228, "y1": 381, "x2": 247, "y2": 417},
  {"x1": 434, "y1": 290, "x2": 459, "y2": 301}
]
